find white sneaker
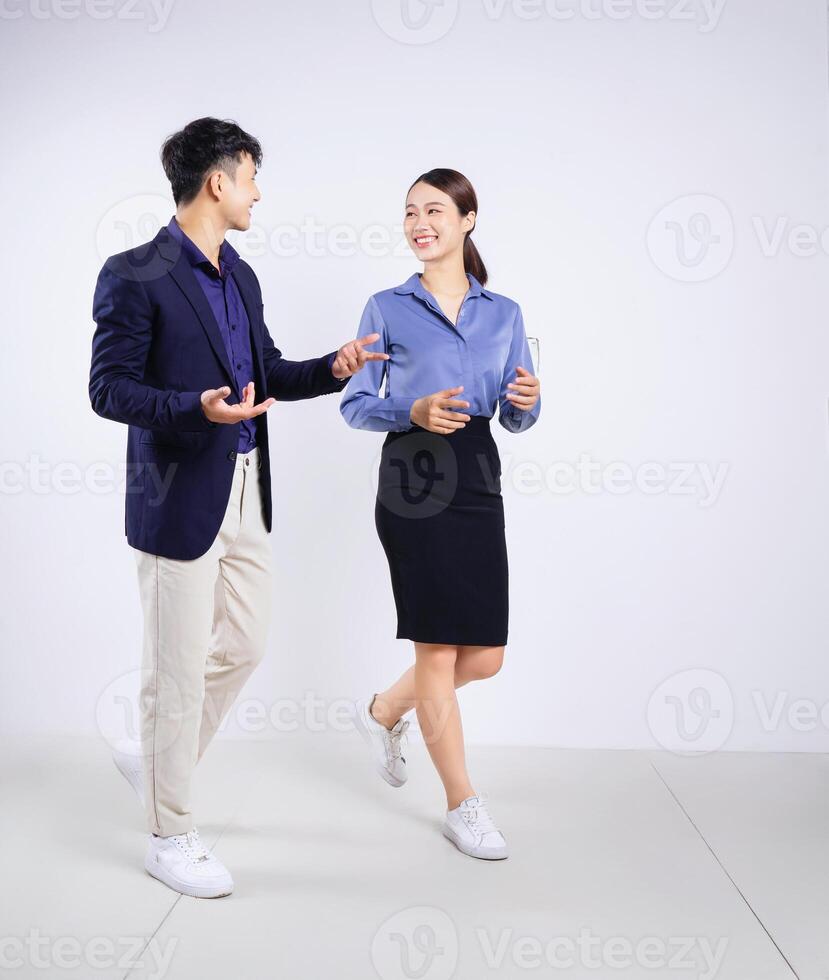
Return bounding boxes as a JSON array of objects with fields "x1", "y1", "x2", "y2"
[
  {"x1": 144, "y1": 828, "x2": 233, "y2": 898},
  {"x1": 354, "y1": 695, "x2": 409, "y2": 787},
  {"x1": 443, "y1": 795, "x2": 508, "y2": 860},
  {"x1": 112, "y1": 739, "x2": 145, "y2": 807}
]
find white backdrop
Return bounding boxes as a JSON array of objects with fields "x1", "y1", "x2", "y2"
[{"x1": 2, "y1": 0, "x2": 828, "y2": 753}]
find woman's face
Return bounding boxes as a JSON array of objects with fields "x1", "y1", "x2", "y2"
[{"x1": 404, "y1": 182, "x2": 475, "y2": 265}]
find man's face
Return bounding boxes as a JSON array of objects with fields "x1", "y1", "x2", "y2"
[{"x1": 215, "y1": 151, "x2": 261, "y2": 231}]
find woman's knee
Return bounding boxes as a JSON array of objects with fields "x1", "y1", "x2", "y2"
[{"x1": 456, "y1": 646, "x2": 504, "y2": 680}]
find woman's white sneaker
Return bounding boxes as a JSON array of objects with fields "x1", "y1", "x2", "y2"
[
  {"x1": 443, "y1": 795, "x2": 508, "y2": 860},
  {"x1": 354, "y1": 695, "x2": 409, "y2": 787},
  {"x1": 144, "y1": 828, "x2": 233, "y2": 898}
]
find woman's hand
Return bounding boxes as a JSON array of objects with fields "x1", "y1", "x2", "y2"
[
  {"x1": 505, "y1": 365, "x2": 540, "y2": 412},
  {"x1": 410, "y1": 385, "x2": 471, "y2": 435}
]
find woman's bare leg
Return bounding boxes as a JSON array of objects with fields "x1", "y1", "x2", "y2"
[
  {"x1": 366, "y1": 645, "x2": 505, "y2": 809},
  {"x1": 411, "y1": 643, "x2": 475, "y2": 810},
  {"x1": 370, "y1": 645, "x2": 506, "y2": 730}
]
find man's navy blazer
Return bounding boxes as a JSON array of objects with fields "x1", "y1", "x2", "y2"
[{"x1": 89, "y1": 224, "x2": 347, "y2": 560}]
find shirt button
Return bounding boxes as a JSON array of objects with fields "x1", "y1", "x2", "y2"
[
  {"x1": 236, "y1": 362, "x2": 241, "y2": 369},
  {"x1": 231, "y1": 324, "x2": 236, "y2": 330},
  {"x1": 227, "y1": 450, "x2": 237, "y2": 461}
]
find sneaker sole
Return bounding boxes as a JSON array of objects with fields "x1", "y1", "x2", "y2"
[
  {"x1": 442, "y1": 824, "x2": 509, "y2": 860},
  {"x1": 144, "y1": 856, "x2": 233, "y2": 899},
  {"x1": 353, "y1": 702, "x2": 407, "y2": 788}
]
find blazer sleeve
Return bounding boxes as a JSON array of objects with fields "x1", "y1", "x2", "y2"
[{"x1": 89, "y1": 262, "x2": 216, "y2": 431}]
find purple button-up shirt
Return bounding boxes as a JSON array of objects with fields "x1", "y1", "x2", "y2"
[{"x1": 167, "y1": 216, "x2": 257, "y2": 452}]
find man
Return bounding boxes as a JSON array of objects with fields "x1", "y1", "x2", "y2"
[{"x1": 89, "y1": 117, "x2": 385, "y2": 898}]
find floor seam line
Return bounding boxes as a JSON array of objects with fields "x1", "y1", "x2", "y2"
[
  {"x1": 122, "y1": 893, "x2": 182, "y2": 980},
  {"x1": 122, "y1": 748, "x2": 270, "y2": 978},
  {"x1": 650, "y1": 759, "x2": 800, "y2": 980}
]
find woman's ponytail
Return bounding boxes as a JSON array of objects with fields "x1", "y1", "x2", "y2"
[{"x1": 462, "y1": 234, "x2": 488, "y2": 287}]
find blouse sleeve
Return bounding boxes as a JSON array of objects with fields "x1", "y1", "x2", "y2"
[
  {"x1": 339, "y1": 296, "x2": 418, "y2": 432},
  {"x1": 497, "y1": 303, "x2": 541, "y2": 434}
]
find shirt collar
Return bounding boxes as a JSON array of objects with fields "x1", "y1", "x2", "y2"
[
  {"x1": 394, "y1": 271, "x2": 493, "y2": 301},
  {"x1": 166, "y1": 216, "x2": 240, "y2": 276}
]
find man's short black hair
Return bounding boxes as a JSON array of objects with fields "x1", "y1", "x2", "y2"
[{"x1": 160, "y1": 117, "x2": 263, "y2": 206}]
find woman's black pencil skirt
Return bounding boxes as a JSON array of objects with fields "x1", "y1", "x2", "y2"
[{"x1": 375, "y1": 414, "x2": 509, "y2": 647}]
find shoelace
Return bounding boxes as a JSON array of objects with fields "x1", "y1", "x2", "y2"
[
  {"x1": 170, "y1": 829, "x2": 211, "y2": 863},
  {"x1": 461, "y1": 796, "x2": 499, "y2": 836},
  {"x1": 386, "y1": 719, "x2": 409, "y2": 764}
]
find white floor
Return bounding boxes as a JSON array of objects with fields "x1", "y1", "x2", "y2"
[{"x1": 1, "y1": 734, "x2": 826, "y2": 979}]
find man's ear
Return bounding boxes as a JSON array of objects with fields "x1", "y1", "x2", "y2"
[{"x1": 207, "y1": 170, "x2": 223, "y2": 199}]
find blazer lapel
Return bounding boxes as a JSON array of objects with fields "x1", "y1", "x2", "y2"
[
  {"x1": 232, "y1": 265, "x2": 266, "y2": 388},
  {"x1": 155, "y1": 229, "x2": 235, "y2": 384},
  {"x1": 170, "y1": 264, "x2": 235, "y2": 384}
]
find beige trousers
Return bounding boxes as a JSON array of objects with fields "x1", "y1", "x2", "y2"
[{"x1": 132, "y1": 445, "x2": 272, "y2": 837}]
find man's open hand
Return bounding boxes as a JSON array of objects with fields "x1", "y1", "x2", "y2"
[
  {"x1": 201, "y1": 381, "x2": 275, "y2": 424},
  {"x1": 331, "y1": 332, "x2": 390, "y2": 380}
]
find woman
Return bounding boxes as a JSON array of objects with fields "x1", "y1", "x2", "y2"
[{"x1": 339, "y1": 168, "x2": 541, "y2": 860}]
